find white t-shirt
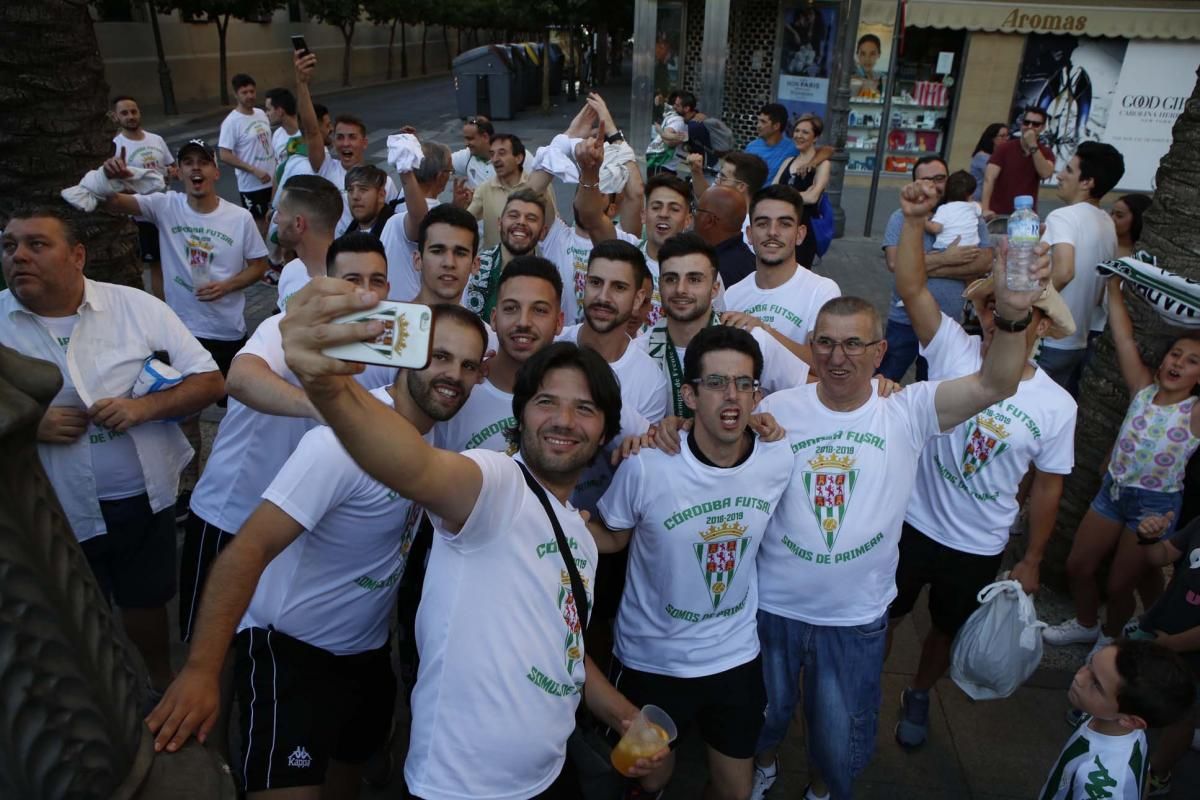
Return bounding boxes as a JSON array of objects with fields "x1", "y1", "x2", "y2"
[
  {"x1": 275, "y1": 257, "x2": 319, "y2": 312},
  {"x1": 113, "y1": 131, "x2": 173, "y2": 178},
  {"x1": 1038, "y1": 717, "x2": 1147, "y2": 800},
  {"x1": 271, "y1": 126, "x2": 302, "y2": 163},
  {"x1": 190, "y1": 316, "x2": 393, "y2": 533},
  {"x1": 406, "y1": 451, "x2": 597, "y2": 800},
  {"x1": 33, "y1": 313, "x2": 145, "y2": 501},
  {"x1": 380, "y1": 197, "x2": 444, "y2": 302},
  {"x1": 537, "y1": 219, "x2": 588, "y2": 326},
  {"x1": 598, "y1": 433, "x2": 793, "y2": 677},
  {"x1": 273, "y1": 152, "x2": 316, "y2": 209},
  {"x1": 436, "y1": 378, "x2": 515, "y2": 453},
  {"x1": 218, "y1": 108, "x2": 274, "y2": 192},
  {"x1": 318, "y1": 156, "x2": 400, "y2": 235},
  {"x1": 756, "y1": 380, "x2": 943, "y2": 625},
  {"x1": 907, "y1": 315, "x2": 1077, "y2": 555},
  {"x1": 566, "y1": 226, "x2": 641, "y2": 322},
  {"x1": 724, "y1": 266, "x2": 840, "y2": 345},
  {"x1": 930, "y1": 200, "x2": 982, "y2": 250},
  {"x1": 1040, "y1": 202, "x2": 1117, "y2": 351},
  {"x1": 243, "y1": 387, "x2": 427, "y2": 655},
  {"x1": 135, "y1": 192, "x2": 269, "y2": 340},
  {"x1": 451, "y1": 147, "x2": 496, "y2": 189},
  {"x1": 557, "y1": 324, "x2": 667, "y2": 512}
]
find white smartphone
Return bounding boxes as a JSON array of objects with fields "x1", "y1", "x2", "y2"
[{"x1": 322, "y1": 301, "x2": 434, "y2": 370}]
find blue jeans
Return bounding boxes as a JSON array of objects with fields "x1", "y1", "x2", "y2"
[
  {"x1": 757, "y1": 610, "x2": 888, "y2": 800},
  {"x1": 879, "y1": 319, "x2": 928, "y2": 382},
  {"x1": 1090, "y1": 473, "x2": 1184, "y2": 535}
]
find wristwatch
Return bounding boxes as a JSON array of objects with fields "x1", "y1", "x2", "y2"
[
  {"x1": 604, "y1": 129, "x2": 625, "y2": 145},
  {"x1": 993, "y1": 309, "x2": 1034, "y2": 333}
]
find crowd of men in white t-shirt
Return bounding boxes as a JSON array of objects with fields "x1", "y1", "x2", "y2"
[{"x1": 6, "y1": 45, "x2": 1194, "y2": 800}]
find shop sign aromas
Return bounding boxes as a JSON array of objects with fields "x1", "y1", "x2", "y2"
[{"x1": 1000, "y1": 8, "x2": 1089, "y2": 34}]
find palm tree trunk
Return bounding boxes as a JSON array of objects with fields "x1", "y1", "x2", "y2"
[
  {"x1": 1042, "y1": 67, "x2": 1200, "y2": 584},
  {"x1": 0, "y1": 1, "x2": 140, "y2": 288}
]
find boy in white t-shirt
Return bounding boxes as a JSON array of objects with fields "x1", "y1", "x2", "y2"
[
  {"x1": 592, "y1": 326, "x2": 793, "y2": 799},
  {"x1": 146, "y1": 306, "x2": 490, "y2": 797},
  {"x1": 925, "y1": 170, "x2": 982, "y2": 250},
  {"x1": 1038, "y1": 641, "x2": 1194, "y2": 800}
]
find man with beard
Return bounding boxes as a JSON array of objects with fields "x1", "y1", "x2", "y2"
[
  {"x1": 293, "y1": 51, "x2": 399, "y2": 232},
  {"x1": 273, "y1": 282, "x2": 663, "y2": 798},
  {"x1": 463, "y1": 188, "x2": 574, "y2": 324},
  {"x1": 264, "y1": 87, "x2": 301, "y2": 164},
  {"x1": 147, "y1": 305, "x2": 488, "y2": 800},
  {"x1": 442, "y1": 256, "x2": 565, "y2": 453},
  {"x1": 111, "y1": 95, "x2": 175, "y2": 293},
  {"x1": 640, "y1": 233, "x2": 809, "y2": 417},
  {"x1": 218, "y1": 73, "x2": 275, "y2": 238},
  {"x1": 271, "y1": 174, "x2": 343, "y2": 311},
  {"x1": 724, "y1": 185, "x2": 839, "y2": 351},
  {"x1": 465, "y1": 133, "x2": 559, "y2": 249}
]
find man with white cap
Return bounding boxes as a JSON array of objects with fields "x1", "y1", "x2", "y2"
[{"x1": 883, "y1": 187, "x2": 1079, "y2": 751}]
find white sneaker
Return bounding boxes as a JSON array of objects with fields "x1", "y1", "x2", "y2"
[
  {"x1": 804, "y1": 786, "x2": 831, "y2": 800},
  {"x1": 1086, "y1": 633, "x2": 1115, "y2": 661},
  {"x1": 749, "y1": 760, "x2": 778, "y2": 800},
  {"x1": 1043, "y1": 618, "x2": 1101, "y2": 646}
]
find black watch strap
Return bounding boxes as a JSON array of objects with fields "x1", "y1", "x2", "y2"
[
  {"x1": 993, "y1": 309, "x2": 1034, "y2": 333},
  {"x1": 605, "y1": 129, "x2": 625, "y2": 144}
]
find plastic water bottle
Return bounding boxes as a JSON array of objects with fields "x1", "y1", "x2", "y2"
[{"x1": 1005, "y1": 195, "x2": 1040, "y2": 292}]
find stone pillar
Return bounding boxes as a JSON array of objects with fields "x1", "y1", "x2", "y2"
[
  {"x1": 698, "y1": 0, "x2": 730, "y2": 121},
  {"x1": 629, "y1": 0, "x2": 659, "y2": 163},
  {"x1": 824, "y1": 0, "x2": 862, "y2": 238}
]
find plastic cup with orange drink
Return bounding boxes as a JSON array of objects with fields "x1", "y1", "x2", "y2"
[{"x1": 610, "y1": 705, "x2": 677, "y2": 777}]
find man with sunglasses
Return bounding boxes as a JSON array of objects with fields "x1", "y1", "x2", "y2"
[
  {"x1": 981, "y1": 106, "x2": 1055, "y2": 220},
  {"x1": 747, "y1": 179, "x2": 1052, "y2": 800}
]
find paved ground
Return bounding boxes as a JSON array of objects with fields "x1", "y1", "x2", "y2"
[{"x1": 155, "y1": 66, "x2": 1199, "y2": 799}]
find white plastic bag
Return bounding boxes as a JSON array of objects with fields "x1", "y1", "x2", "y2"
[{"x1": 950, "y1": 579, "x2": 1046, "y2": 700}]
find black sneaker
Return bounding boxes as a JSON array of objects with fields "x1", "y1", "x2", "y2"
[{"x1": 175, "y1": 490, "x2": 192, "y2": 525}]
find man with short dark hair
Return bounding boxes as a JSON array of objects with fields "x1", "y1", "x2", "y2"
[
  {"x1": 340, "y1": 164, "x2": 395, "y2": 239},
  {"x1": 219, "y1": 73, "x2": 275, "y2": 236},
  {"x1": 264, "y1": 87, "x2": 300, "y2": 163},
  {"x1": 1036, "y1": 141, "x2": 1124, "y2": 394},
  {"x1": 409, "y1": 204, "x2": 482, "y2": 306},
  {"x1": 272, "y1": 173, "x2": 344, "y2": 310},
  {"x1": 451, "y1": 115, "x2": 496, "y2": 189},
  {"x1": 465, "y1": 132, "x2": 559, "y2": 249},
  {"x1": 1, "y1": 205, "x2": 224, "y2": 689},
  {"x1": 746, "y1": 103, "x2": 798, "y2": 189},
  {"x1": 278, "y1": 282, "x2": 664, "y2": 798},
  {"x1": 111, "y1": 94, "x2": 175, "y2": 293},
  {"x1": 749, "y1": 182, "x2": 1053, "y2": 798},
  {"x1": 981, "y1": 106, "x2": 1055, "y2": 219},
  {"x1": 382, "y1": 141, "x2": 455, "y2": 299},
  {"x1": 880, "y1": 156, "x2": 993, "y2": 382}
]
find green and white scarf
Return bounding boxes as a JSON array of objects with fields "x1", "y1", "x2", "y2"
[
  {"x1": 644, "y1": 310, "x2": 723, "y2": 418},
  {"x1": 464, "y1": 244, "x2": 505, "y2": 321}
]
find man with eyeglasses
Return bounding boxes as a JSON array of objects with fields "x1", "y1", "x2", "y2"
[
  {"x1": 590, "y1": 326, "x2": 795, "y2": 800},
  {"x1": 981, "y1": 106, "x2": 1055, "y2": 220},
  {"x1": 747, "y1": 183, "x2": 1051, "y2": 800},
  {"x1": 880, "y1": 156, "x2": 993, "y2": 382}
]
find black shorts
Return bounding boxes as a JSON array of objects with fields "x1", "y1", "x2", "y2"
[
  {"x1": 136, "y1": 221, "x2": 160, "y2": 262},
  {"x1": 239, "y1": 187, "x2": 273, "y2": 219},
  {"x1": 196, "y1": 336, "x2": 247, "y2": 377},
  {"x1": 235, "y1": 627, "x2": 396, "y2": 792},
  {"x1": 888, "y1": 522, "x2": 1005, "y2": 636},
  {"x1": 179, "y1": 514, "x2": 236, "y2": 641},
  {"x1": 608, "y1": 655, "x2": 765, "y2": 759},
  {"x1": 81, "y1": 493, "x2": 178, "y2": 608}
]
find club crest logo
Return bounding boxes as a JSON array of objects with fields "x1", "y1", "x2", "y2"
[
  {"x1": 557, "y1": 570, "x2": 588, "y2": 677},
  {"x1": 960, "y1": 415, "x2": 1010, "y2": 480},
  {"x1": 186, "y1": 236, "x2": 214, "y2": 269},
  {"x1": 692, "y1": 521, "x2": 750, "y2": 610},
  {"x1": 802, "y1": 453, "x2": 858, "y2": 552}
]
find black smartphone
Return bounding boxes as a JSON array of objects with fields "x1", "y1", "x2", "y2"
[{"x1": 291, "y1": 35, "x2": 310, "y2": 56}]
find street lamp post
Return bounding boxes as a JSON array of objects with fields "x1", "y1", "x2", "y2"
[{"x1": 824, "y1": 0, "x2": 861, "y2": 239}]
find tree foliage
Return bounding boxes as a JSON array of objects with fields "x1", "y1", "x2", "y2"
[{"x1": 304, "y1": 0, "x2": 364, "y2": 86}]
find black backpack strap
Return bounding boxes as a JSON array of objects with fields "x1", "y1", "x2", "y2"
[{"x1": 517, "y1": 461, "x2": 590, "y2": 634}]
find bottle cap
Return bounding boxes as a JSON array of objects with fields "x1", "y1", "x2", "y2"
[{"x1": 1013, "y1": 195, "x2": 1034, "y2": 209}]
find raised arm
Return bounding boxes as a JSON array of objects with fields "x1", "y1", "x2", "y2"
[
  {"x1": 280, "y1": 279, "x2": 483, "y2": 529},
  {"x1": 1105, "y1": 275, "x2": 1155, "y2": 393},
  {"x1": 97, "y1": 149, "x2": 148, "y2": 217},
  {"x1": 934, "y1": 242, "x2": 1050, "y2": 431},
  {"x1": 293, "y1": 50, "x2": 327, "y2": 172},
  {"x1": 226, "y1": 353, "x2": 322, "y2": 419},
  {"x1": 894, "y1": 182, "x2": 946, "y2": 346},
  {"x1": 618, "y1": 165, "x2": 645, "y2": 237},
  {"x1": 399, "y1": 169, "x2": 427, "y2": 243},
  {"x1": 573, "y1": 122, "x2": 618, "y2": 243},
  {"x1": 144, "y1": 501, "x2": 305, "y2": 752}
]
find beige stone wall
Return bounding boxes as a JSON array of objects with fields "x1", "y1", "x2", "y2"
[
  {"x1": 945, "y1": 31, "x2": 1026, "y2": 171},
  {"x1": 98, "y1": 16, "x2": 475, "y2": 114}
]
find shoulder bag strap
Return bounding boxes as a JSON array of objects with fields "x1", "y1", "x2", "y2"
[{"x1": 517, "y1": 461, "x2": 590, "y2": 634}]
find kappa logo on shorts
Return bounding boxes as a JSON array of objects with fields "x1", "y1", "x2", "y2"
[{"x1": 287, "y1": 746, "x2": 312, "y2": 768}]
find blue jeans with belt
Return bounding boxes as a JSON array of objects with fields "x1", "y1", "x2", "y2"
[{"x1": 756, "y1": 609, "x2": 889, "y2": 800}]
